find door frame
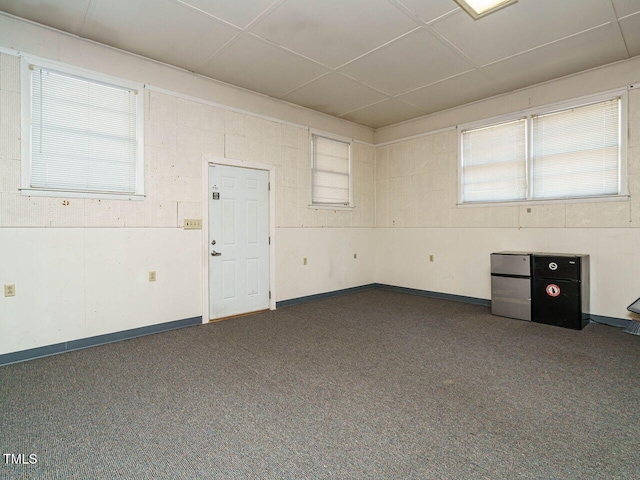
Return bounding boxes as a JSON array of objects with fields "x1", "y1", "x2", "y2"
[{"x1": 202, "y1": 156, "x2": 276, "y2": 324}]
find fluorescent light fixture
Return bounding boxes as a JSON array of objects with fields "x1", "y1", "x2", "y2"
[{"x1": 454, "y1": 0, "x2": 517, "y2": 20}]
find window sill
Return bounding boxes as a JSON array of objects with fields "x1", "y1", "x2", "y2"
[
  {"x1": 20, "y1": 188, "x2": 145, "y2": 201},
  {"x1": 309, "y1": 204, "x2": 354, "y2": 211},
  {"x1": 457, "y1": 194, "x2": 629, "y2": 208}
]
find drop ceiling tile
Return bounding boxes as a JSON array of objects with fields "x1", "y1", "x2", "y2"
[
  {"x1": 482, "y1": 24, "x2": 628, "y2": 93},
  {"x1": 394, "y1": 0, "x2": 459, "y2": 23},
  {"x1": 397, "y1": 70, "x2": 505, "y2": 115},
  {"x1": 200, "y1": 35, "x2": 329, "y2": 98},
  {"x1": 340, "y1": 99, "x2": 426, "y2": 129},
  {"x1": 432, "y1": 0, "x2": 611, "y2": 66},
  {"x1": 84, "y1": 0, "x2": 238, "y2": 72},
  {"x1": 339, "y1": 28, "x2": 473, "y2": 96},
  {"x1": 618, "y1": 13, "x2": 640, "y2": 57},
  {"x1": 0, "y1": 0, "x2": 91, "y2": 33},
  {"x1": 280, "y1": 73, "x2": 388, "y2": 117},
  {"x1": 611, "y1": 0, "x2": 640, "y2": 18},
  {"x1": 251, "y1": 0, "x2": 419, "y2": 68},
  {"x1": 178, "y1": 0, "x2": 276, "y2": 28}
]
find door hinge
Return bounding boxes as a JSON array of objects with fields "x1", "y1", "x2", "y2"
[
  {"x1": 268, "y1": 236, "x2": 271, "y2": 245},
  {"x1": 268, "y1": 182, "x2": 270, "y2": 191},
  {"x1": 269, "y1": 291, "x2": 271, "y2": 299}
]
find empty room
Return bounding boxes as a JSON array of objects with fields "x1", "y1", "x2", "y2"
[{"x1": 1, "y1": 0, "x2": 639, "y2": 478}]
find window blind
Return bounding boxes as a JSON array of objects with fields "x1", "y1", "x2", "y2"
[
  {"x1": 30, "y1": 67, "x2": 139, "y2": 194},
  {"x1": 531, "y1": 98, "x2": 620, "y2": 199},
  {"x1": 312, "y1": 135, "x2": 351, "y2": 205},
  {"x1": 461, "y1": 118, "x2": 526, "y2": 202}
]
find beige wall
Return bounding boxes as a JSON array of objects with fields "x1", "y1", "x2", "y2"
[
  {"x1": 0, "y1": 14, "x2": 375, "y2": 357},
  {"x1": 375, "y1": 99, "x2": 640, "y2": 229},
  {"x1": 374, "y1": 55, "x2": 640, "y2": 145},
  {"x1": 0, "y1": 52, "x2": 375, "y2": 230},
  {"x1": 2, "y1": 12, "x2": 639, "y2": 358},
  {"x1": 375, "y1": 227, "x2": 640, "y2": 319},
  {"x1": 373, "y1": 59, "x2": 640, "y2": 320}
]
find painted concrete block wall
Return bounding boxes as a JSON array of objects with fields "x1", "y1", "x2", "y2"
[
  {"x1": 274, "y1": 140, "x2": 375, "y2": 229},
  {"x1": 146, "y1": 87, "x2": 377, "y2": 301},
  {"x1": 276, "y1": 228, "x2": 376, "y2": 301},
  {"x1": 0, "y1": 13, "x2": 376, "y2": 357},
  {"x1": 6, "y1": 8, "x2": 639, "y2": 361},
  {"x1": 374, "y1": 60, "x2": 640, "y2": 320},
  {"x1": 0, "y1": 228, "x2": 201, "y2": 355},
  {"x1": 375, "y1": 227, "x2": 640, "y2": 319}
]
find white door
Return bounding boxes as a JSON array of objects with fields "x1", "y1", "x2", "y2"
[{"x1": 209, "y1": 164, "x2": 270, "y2": 320}]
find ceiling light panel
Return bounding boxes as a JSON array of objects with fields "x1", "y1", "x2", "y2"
[
  {"x1": 454, "y1": 0, "x2": 517, "y2": 19},
  {"x1": 433, "y1": 0, "x2": 610, "y2": 66}
]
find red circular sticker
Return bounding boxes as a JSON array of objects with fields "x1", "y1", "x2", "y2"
[{"x1": 546, "y1": 284, "x2": 561, "y2": 297}]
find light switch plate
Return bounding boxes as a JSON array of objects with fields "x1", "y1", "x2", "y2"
[{"x1": 184, "y1": 219, "x2": 202, "y2": 230}]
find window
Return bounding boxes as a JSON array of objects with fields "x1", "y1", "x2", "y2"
[
  {"x1": 310, "y1": 133, "x2": 352, "y2": 207},
  {"x1": 461, "y1": 118, "x2": 526, "y2": 202},
  {"x1": 531, "y1": 99, "x2": 620, "y2": 199},
  {"x1": 21, "y1": 57, "x2": 144, "y2": 199},
  {"x1": 459, "y1": 93, "x2": 626, "y2": 204}
]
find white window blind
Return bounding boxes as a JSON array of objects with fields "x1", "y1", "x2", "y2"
[
  {"x1": 532, "y1": 98, "x2": 620, "y2": 199},
  {"x1": 461, "y1": 119, "x2": 526, "y2": 203},
  {"x1": 29, "y1": 66, "x2": 139, "y2": 195},
  {"x1": 311, "y1": 134, "x2": 351, "y2": 206},
  {"x1": 459, "y1": 94, "x2": 624, "y2": 205}
]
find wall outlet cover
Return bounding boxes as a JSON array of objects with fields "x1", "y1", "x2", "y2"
[
  {"x1": 4, "y1": 284, "x2": 16, "y2": 297},
  {"x1": 149, "y1": 272, "x2": 157, "y2": 282}
]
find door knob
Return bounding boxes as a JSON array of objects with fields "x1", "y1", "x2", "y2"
[{"x1": 211, "y1": 251, "x2": 222, "y2": 256}]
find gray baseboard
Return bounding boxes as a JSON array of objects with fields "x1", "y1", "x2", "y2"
[
  {"x1": 277, "y1": 284, "x2": 491, "y2": 308},
  {"x1": 276, "y1": 284, "x2": 377, "y2": 307},
  {"x1": 3, "y1": 284, "x2": 634, "y2": 367},
  {"x1": 277, "y1": 283, "x2": 634, "y2": 329},
  {"x1": 373, "y1": 283, "x2": 492, "y2": 306},
  {"x1": 0, "y1": 316, "x2": 202, "y2": 367},
  {"x1": 589, "y1": 315, "x2": 632, "y2": 328}
]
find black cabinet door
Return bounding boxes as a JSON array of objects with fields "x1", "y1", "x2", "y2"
[
  {"x1": 532, "y1": 255, "x2": 581, "y2": 280},
  {"x1": 532, "y1": 278, "x2": 584, "y2": 329}
]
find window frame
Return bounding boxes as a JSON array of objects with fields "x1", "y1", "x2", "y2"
[
  {"x1": 309, "y1": 130, "x2": 354, "y2": 209},
  {"x1": 20, "y1": 55, "x2": 145, "y2": 200},
  {"x1": 457, "y1": 89, "x2": 629, "y2": 206}
]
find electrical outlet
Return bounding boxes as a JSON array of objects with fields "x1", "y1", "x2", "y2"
[
  {"x1": 4, "y1": 284, "x2": 15, "y2": 297},
  {"x1": 184, "y1": 219, "x2": 202, "y2": 230},
  {"x1": 429, "y1": 255, "x2": 434, "y2": 262},
  {"x1": 303, "y1": 257, "x2": 307, "y2": 266},
  {"x1": 149, "y1": 271, "x2": 156, "y2": 282}
]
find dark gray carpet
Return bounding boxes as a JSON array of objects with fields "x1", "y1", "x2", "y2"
[{"x1": 1, "y1": 289, "x2": 639, "y2": 479}]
